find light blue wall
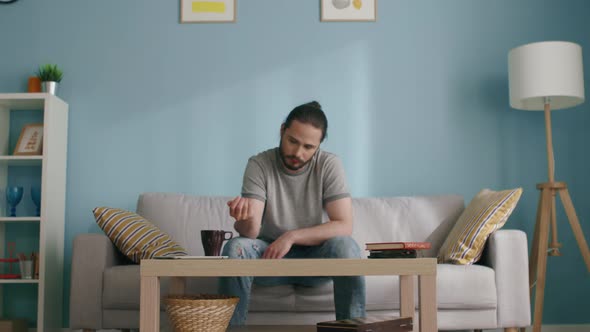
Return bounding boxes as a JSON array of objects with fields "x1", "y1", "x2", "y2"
[{"x1": 1, "y1": 0, "x2": 589, "y2": 326}]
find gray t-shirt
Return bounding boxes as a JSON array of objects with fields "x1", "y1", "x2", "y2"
[{"x1": 241, "y1": 147, "x2": 350, "y2": 241}]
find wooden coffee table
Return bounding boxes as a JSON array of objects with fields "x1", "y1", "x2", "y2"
[{"x1": 140, "y1": 258, "x2": 437, "y2": 332}]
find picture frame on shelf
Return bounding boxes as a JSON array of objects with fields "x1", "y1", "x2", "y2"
[
  {"x1": 13, "y1": 124, "x2": 43, "y2": 156},
  {"x1": 180, "y1": 0, "x2": 236, "y2": 23},
  {"x1": 321, "y1": 0, "x2": 377, "y2": 22}
]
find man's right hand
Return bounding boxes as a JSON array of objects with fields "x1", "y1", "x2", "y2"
[
  {"x1": 227, "y1": 196, "x2": 251, "y2": 221},
  {"x1": 227, "y1": 196, "x2": 264, "y2": 239}
]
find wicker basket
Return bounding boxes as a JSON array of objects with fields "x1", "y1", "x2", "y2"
[{"x1": 165, "y1": 294, "x2": 239, "y2": 332}]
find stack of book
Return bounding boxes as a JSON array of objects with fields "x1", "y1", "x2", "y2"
[{"x1": 365, "y1": 242, "x2": 431, "y2": 259}]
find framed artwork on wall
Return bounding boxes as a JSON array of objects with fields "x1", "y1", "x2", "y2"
[
  {"x1": 180, "y1": 0, "x2": 236, "y2": 23},
  {"x1": 13, "y1": 124, "x2": 43, "y2": 156},
  {"x1": 321, "y1": 0, "x2": 377, "y2": 22}
]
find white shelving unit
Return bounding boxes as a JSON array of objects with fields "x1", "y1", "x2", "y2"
[{"x1": 0, "y1": 93, "x2": 68, "y2": 331}]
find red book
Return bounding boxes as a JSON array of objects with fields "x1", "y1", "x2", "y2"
[{"x1": 365, "y1": 241, "x2": 431, "y2": 251}]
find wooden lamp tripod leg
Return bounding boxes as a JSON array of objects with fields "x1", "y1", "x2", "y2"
[
  {"x1": 532, "y1": 188, "x2": 552, "y2": 332},
  {"x1": 529, "y1": 193, "x2": 544, "y2": 292},
  {"x1": 558, "y1": 188, "x2": 590, "y2": 271}
]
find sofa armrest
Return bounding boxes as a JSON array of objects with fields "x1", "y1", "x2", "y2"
[
  {"x1": 481, "y1": 229, "x2": 531, "y2": 328},
  {"x1": 69, "y1": 233, "x2": 125, "y2": 329}
]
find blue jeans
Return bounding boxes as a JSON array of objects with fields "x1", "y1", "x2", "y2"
[{"x1": 218, "y1": 236, "x2": 366, "y2": 325}]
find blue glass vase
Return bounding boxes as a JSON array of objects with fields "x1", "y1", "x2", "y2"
[
  {"x1": 6, "y1": 186, "x2": 23, "y2": 217},
  {"x1": 31, "y1": 186, "x2": 41, "y2": 217}
]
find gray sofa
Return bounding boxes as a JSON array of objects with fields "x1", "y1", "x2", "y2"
[{"x1": 69, "y1": 192, "x2": 531, "y2": 331}]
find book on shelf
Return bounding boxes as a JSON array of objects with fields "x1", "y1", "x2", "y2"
[
  {"x1": 317, "y1": 316, "x2": 412, "y2": 332},
  {"x1": 365, "y1": 241, "x2": 431, "y2": 251},
  {"x1": 367, "y1": 249, "x2": 418, "y2": 259}
]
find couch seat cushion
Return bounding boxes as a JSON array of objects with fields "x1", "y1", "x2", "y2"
[
  {"x1": 289, "y1": 263, "x2": 497, "y2": 311},
  {"x1": 103, "y1": 265, "x2": 296, "y2": 312},
  {"x1": 102, "y1": 263, "x2": 496, "y2": 312},
  {"x1": 436, "y1": 264, "x2": 497, "y2": 309},
  {"x1": 249, "y1": 283, "x2": 296, "y2": 312}
]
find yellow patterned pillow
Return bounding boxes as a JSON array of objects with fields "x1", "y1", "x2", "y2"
[
  {"x1": 437, "y1": 188, "x2": 523, "y2": 265},
  {"x1": 93, "y1": 207, "x2": 187, "y2": 263}
]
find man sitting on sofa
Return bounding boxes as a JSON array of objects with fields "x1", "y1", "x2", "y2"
[{"x1": 219, "y1": 101, "x2": 366, "y2": 325}]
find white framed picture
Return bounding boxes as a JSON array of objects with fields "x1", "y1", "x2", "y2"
[
  {"x1": 180, "y1": 0, "x2": 236, "y2": 23},
  {"x1": 321, "y1": 0, "x2": 377, "y2": 22},
  {"x1": 14, "y1": 124, "x2": 43, "y2": 156}
]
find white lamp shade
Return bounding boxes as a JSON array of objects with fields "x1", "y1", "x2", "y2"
[{"x1": 508, "y1": 41, "x2": 585, "y2": 110}]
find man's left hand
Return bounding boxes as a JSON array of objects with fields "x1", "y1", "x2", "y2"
[{"x1": 262, "y1": 233, "x2": 295, "y2": 259}]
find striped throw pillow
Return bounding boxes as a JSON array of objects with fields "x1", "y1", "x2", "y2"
[
  {"x1": 93, "y1": 207, "x2": 187, "y2": 263},
  {"x1": 437, "y1": 188, "x2": 523, "y2": 265}
]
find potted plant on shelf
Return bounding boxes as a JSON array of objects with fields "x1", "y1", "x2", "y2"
[{"x1": 36, "y1": 64, "x2": 63, "y2": 96}]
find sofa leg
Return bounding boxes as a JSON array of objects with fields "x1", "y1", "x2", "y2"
[
  {"x1": 504, "y1": 328, "x2": 518, "y2": 332},
  {"x1": 83, "y1": 330, "x2": 96, "y2": 332},
  {"x1": 474, "y1": 330, "x2": 483, "y2": 332}
]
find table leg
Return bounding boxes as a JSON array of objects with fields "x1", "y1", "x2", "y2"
[
  {"x1": 418, "y1": 275, "x2": 436, "y2": 332},
  {"x1": 399, "y1": 275, "x2": 415, "y2": 331},
  {"x1": 140, "y1": 276, "x2": 160, "y2": 332}
]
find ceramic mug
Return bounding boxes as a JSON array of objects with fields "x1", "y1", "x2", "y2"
[{"x1": 200, "y1": 230, "x2": 233, "y2": 256}]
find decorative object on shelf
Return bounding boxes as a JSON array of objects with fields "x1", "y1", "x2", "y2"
[
  {"x1": 31, "y1": 186, "x2": 41, "y2": 216},
  {"x1": 36, "y1": 64, "x2": 63, "y2": 96},
  {"x1": 508, "y1": 40, "x2": 589, "y2": 332},
  {"x1": 17, "y1": 253, "x2": 34, "y2": 279},
  {"x1": 0, "y1": 242, "x2": 20, "y2": 279},
  {"x1": 180, "y1": 0, "x2": 236, "y2": 23},
  {"x1": 13, "y1": 123, "x2": 43, "y2": 155},
  {"x1": 6, "y1": 186, "x2": 23, "y2": 217},
  {"x1": 321, "y1": 0, "x2": 376, "y2": 22},
  {"x1": 27, "y1": 76, "x2": 42, "y2": 93}
]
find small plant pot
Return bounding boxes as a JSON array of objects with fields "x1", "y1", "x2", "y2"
[{"x1": 42, "y1": 81, "x2": 58, "y2": 95}]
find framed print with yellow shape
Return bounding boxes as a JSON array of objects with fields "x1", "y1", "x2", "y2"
[
  {"x1": 321, "y1": 0, "x2": 377, "y2": 22},
  {"x1": 181, "y1": 0, "x2": 236, "y2": 23}
]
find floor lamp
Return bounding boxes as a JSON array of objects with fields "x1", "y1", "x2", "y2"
[{"x1": 508, "y1": 41, "x2": 590, "y2": 332}]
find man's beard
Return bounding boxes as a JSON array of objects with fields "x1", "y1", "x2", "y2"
[{"x1": 279, "y1": 138, "x2": 312, "y2": 171}]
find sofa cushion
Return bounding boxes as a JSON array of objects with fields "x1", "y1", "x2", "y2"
[
  {"x1": 291, "y1": 264, "x2": 497, "y2": 311},
  {"x1": 136, "y1": 193, "x2": 465, "y2": 258},
  {"x1": 350, "y1": 195, "x2": 465, "y2": 258},
  {"x1": 103, "y1": 265, "x2": 295, "y2": 311},
  {"x1": 249, "y1": 284, "x2": 296, "y2": 312},
  {"x1": 93, "y1": 207, "x2": 188, "y2": 263},
  {"x1": 102, "y1": 263, "x2": 497, "y2": 312},
  {"x1": 136, "y1": 194, "x2": 237, "y2": 256},
  {"x1": 437, "y1": 188, "x2": 522, "y2": 265}
]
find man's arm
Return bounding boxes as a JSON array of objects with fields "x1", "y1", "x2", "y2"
[
  {"x1": 262, "y1": 197, "x2": 353, "y2": 258},
  {"x1": 289, "y1": 197, "x2": 353, "y2": 245},
  {"x1": 227, "y1": 196, "x2": 265, "y2": 239}
]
